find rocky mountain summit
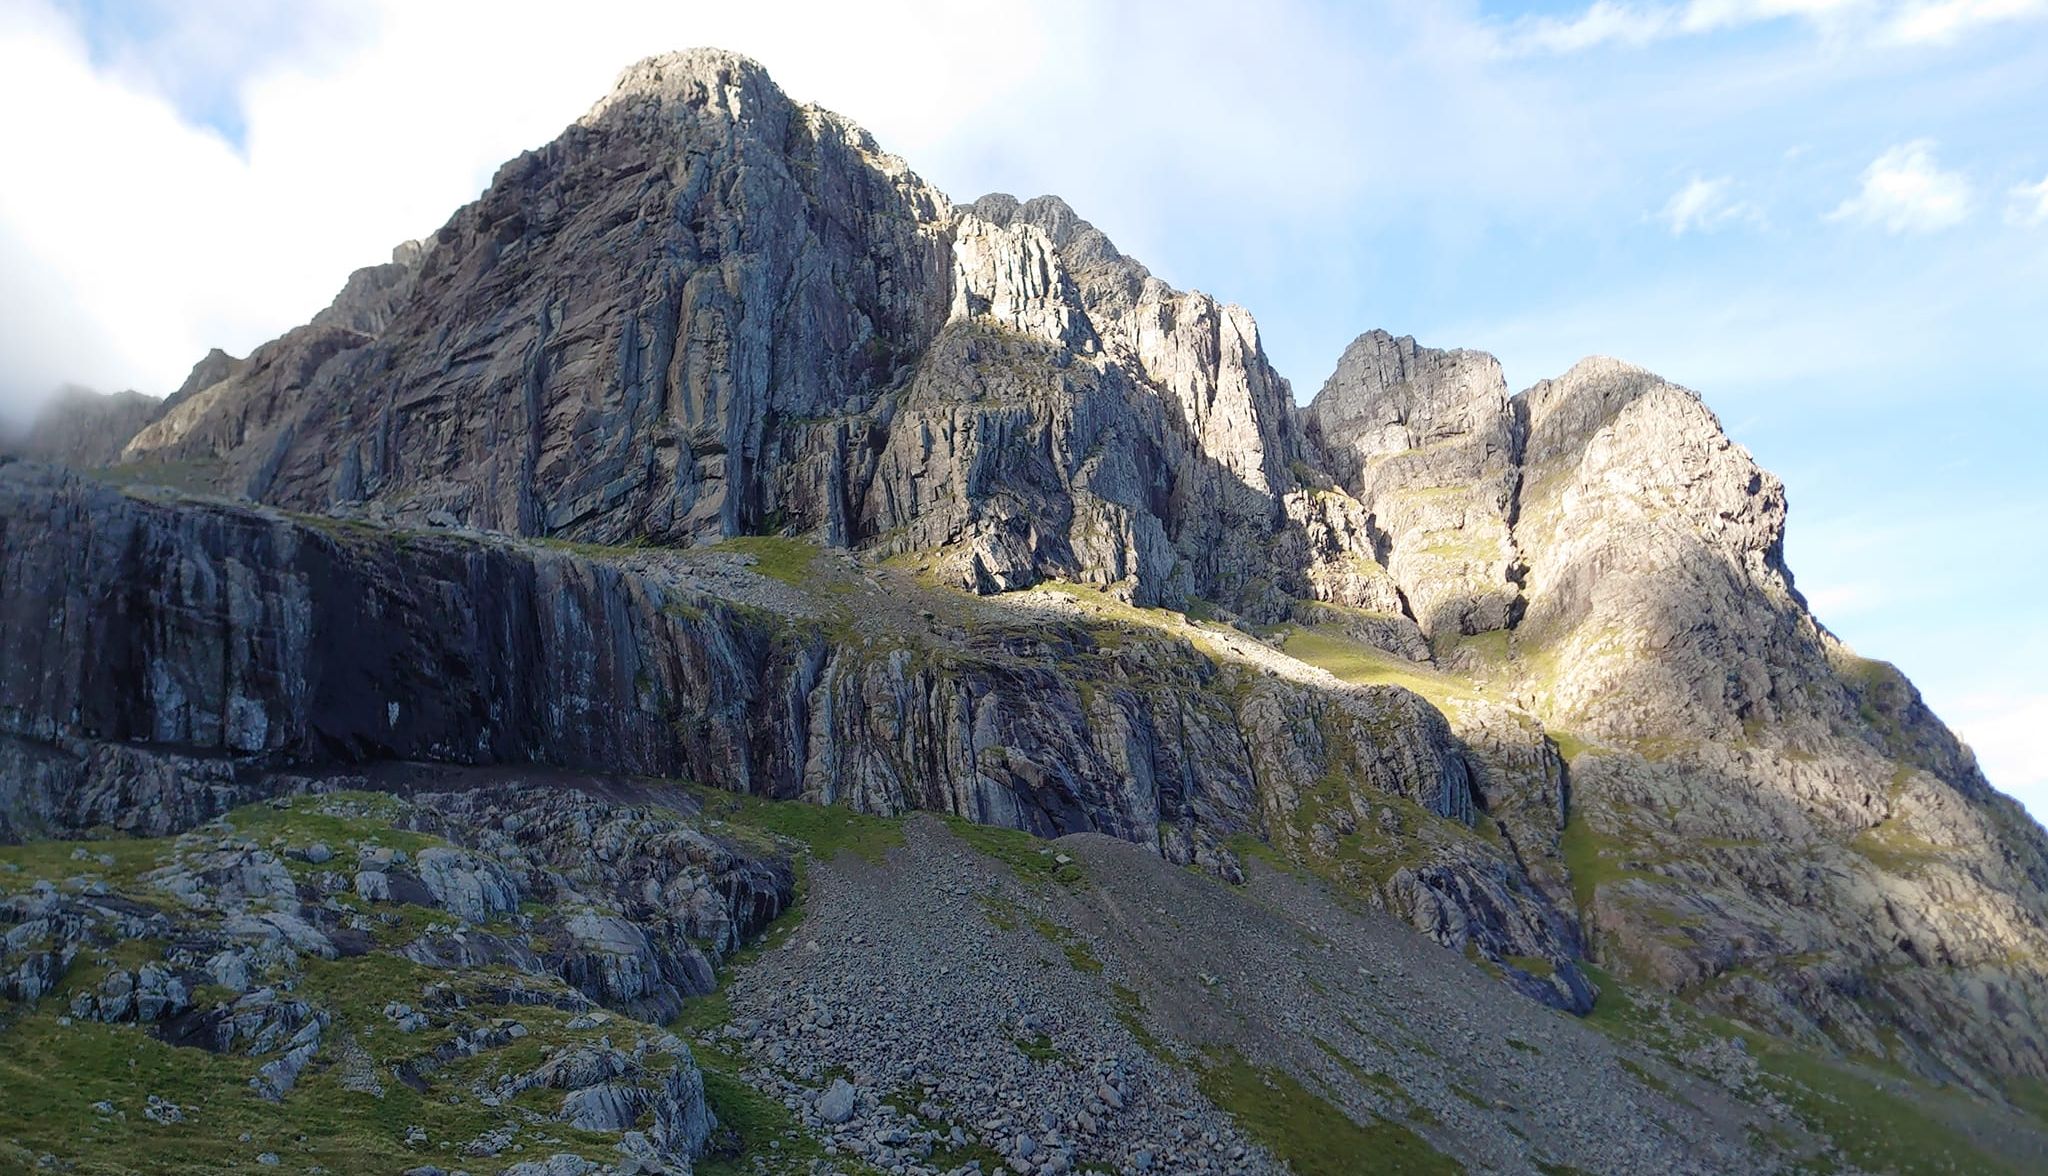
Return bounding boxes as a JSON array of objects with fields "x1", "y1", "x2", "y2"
[{"x1": 5, "y1": 47, "x2": 2048, "y2": 1175}]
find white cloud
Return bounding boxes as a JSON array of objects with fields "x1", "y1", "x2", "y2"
[
  {"x1": 1499, "y1": 0, "x2": 2046, "y2": 54},
  {"x1": 1659, "y1": 175, "x2": 1766, "y2": 233},
  {"x1": 2008, "y1": 174, "x2": 2048, "y2": 226},
  {"x1": 1882, "y1": 0, "x2": 2048, "y2": 45},
  {"x1": 1826, "y1": 140, "x2": 1974, "y2": 232}
]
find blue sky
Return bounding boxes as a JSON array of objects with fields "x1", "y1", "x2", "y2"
[{"x1": 2, "y1": 0, "x2": 2044, "y2": 811}]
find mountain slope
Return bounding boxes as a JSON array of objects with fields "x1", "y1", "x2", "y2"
[{"x1": 5, "y1": 45, "x2": 2048, "y2": 1174}]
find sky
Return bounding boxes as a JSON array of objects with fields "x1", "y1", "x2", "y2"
[{"x1": 1, "y1": 0, "x2": 2044, "y2": 814}]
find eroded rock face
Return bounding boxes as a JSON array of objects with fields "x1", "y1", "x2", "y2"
[
  {"x1": 1499, "y1": 358, "x2": 2048, "y2": 1089},
  {"x1": 110, "y1": 52, "x2": 1341, "y2": 624},
  {"x1": 127, "y1": 50, "x2": 959, "y2": 545},
  {"x1": 0, "y1": 463, "x2": 1590, "y2": 1001},
  {"x1": 1307, "y1": 330, "x2": 1522, "y2": 640}
]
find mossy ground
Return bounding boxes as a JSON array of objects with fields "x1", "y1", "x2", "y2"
[
  {"x1": 1281, "y1": 625, "x2": 1490, "y2": 712},
  {"x1": 687, "y1": 784, "x2": 904, "y2": 865},
  {"x1": 1196, "y1": 1049, "x2": 1460, "y2": 1176},
  {"x1": 937, "y1": 815, "x2": 1087, "y2": 889}
]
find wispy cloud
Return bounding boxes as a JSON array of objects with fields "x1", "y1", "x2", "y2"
[
  {"x1": 1946, "y1": 692, "x2": 2048, "y2": 809},
  {"x1": 1826, "y1": 140, "x2": 1973, "y2": 232},
  {"x1": 2008, "y1": 174, "x2": 2048, "y2": 226},
  {"x1": 1883, "y1": 0, "x2": 2048, "y2": 45},
  {"x1": 1496, "y1": 0, "x2": 2048, "y2": 55},
  {"x1": 1659, "y1": 175, "x2": 1766, "y2": 234}
]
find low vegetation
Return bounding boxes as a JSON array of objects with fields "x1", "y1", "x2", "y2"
[{"x1": 1196, "y1": 1049, "x2": 1460, "y2": 1176}]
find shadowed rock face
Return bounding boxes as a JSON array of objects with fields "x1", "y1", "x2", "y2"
[{"x1": 12, "y1": 48, "x2": 2048, "y2": 1087}]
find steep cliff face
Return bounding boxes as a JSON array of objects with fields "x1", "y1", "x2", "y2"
[
  {"x1": 113, "y1": 53, "x2": 1354, "y2": 625},
  {"x1": 128, "y1": 50, "x2": 957, "y2": 544},
  {"x1": 0, "y1": 462, "x2": 1588, "y2": 1010},
  {"x1": 1502, "y1": 359, "x2": 2048, "y2": 1089}
]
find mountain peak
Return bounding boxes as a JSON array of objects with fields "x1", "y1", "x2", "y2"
[{"x1": 581, "y1": 47, "x2": 785, "y2": 124}]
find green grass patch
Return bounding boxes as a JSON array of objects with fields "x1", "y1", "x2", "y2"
[
  {"x1": 1281, "y1": 626, "x2": 1487, "y2": 711},
  {"x1": 1579, "y1": 964, "x2": 2014, "y2": 1175},
  {"x1": 1549, "y1": 730, "x2": 1592, "y2": 763},
  {"x1": 1848, "y1": 820, "x2": 1948, "y2": 875},
  {"x1": 0, "y1": 835, "x2": 170, "y2": 895},
  {"x1": 1015, "y1": 1033, "x2": 1062, "y2": 1063},
  {"x1": 214, "y1": 792, "x2": 440, "y2": 859},
  {"x1": 690, "y1": 786, "x2": 904, "y2": 864},
  {"x1": 1619, "y1": 1056, "x2": 1671, "y2": 1094},
  {"x1": 1449, "y1": 1082, "x2": 1489, "y2": 1108},
  {"x1": 977, "y1": 895, "x2": 1020, "y2": 931},
  {"x1": 0, "y1": 1002, "x2": 566, "y2": 1175},
  {"x1": 938, "y1": 816, "x2": 1087, "y2": 889},
  {"x1": 1110, "y1": 984, "x2": 1166, "y2": 1059},
  {"x1": 695, "y1": 1065, "x2": 830, "y2": 1175},
  {"x1": 1309, "y1": 1036, "x2": 1410, "y2": 1104},
  {"x1": 1559, "y1": 808, "x2": 1670, "y2": 917},
  {"x1": 1197, "y1": 1050, "x2": 1459, "y2": 1176},
  {"x1": 1753, "y1": 1042, "x2": 2014, "y2": 1176},
  {"x1": 717, "y1": 535, "x2": 820, "y2": 585}
]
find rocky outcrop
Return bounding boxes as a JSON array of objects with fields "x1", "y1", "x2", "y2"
[
  {"x1": 1306, "y1": 330, "x2": 1522, "y2": 640},
  {"x1": 1496, "y1": 357, "x2": 2048, "y2": 1089},
  {"x1": 107, "y1": 52, "x2": 1352, "y2": 625},
  {"x1": 1, "y1": 785, "x2": 755, "y2": 1169},
  {"x1": 1291, "y1": 326, "x2": 2048, "y2": 1084},
  {"x1": 125, "y1": 49, "x2": 960, "y2": 547}
]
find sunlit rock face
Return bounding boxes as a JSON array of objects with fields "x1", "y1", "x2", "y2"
[
  {"x1": 12, "y1": 47, "x2": 2048, "y2": 1089},
  {"x1": 1306, "y1": 329, "x2": 1524, "y2": 641}
]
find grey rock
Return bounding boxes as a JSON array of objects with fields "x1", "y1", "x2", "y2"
[
  {"x1": 354, "y1": 871, "x2": 391, "y2": 902},
  {"x1": 0, "y1": 46, "x2": 2041, "y2": 1107},
  {"x1": 413, "y1": 846, "x2": 519, "y2": 922},
  {"x1": 818, "y1": 1077, "x2": 858, "y2": 1124}
]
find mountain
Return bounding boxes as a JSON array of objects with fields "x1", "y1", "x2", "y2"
[
  {"x1": 3, "y1": 48, "x2": 2046, "y2": 1175},
  {"x1": 1, "y1": 349, "x2": 244, "y2": 469},
  {"x1": 3, "y1": 385, "x2": 163, "y2": 468}
]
